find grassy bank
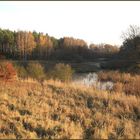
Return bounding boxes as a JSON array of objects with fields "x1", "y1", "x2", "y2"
[{"x1": 0, "y1": 79, "x2": 140, "y2": 139}]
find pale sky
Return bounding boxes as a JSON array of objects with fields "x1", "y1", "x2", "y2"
[{"x1": 0, "y1": 1, "x2": 140, "y2": 46}]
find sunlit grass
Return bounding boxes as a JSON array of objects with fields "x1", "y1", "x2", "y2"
[{"x1": 0, "y1": 75, "x2": 139, "y2": 139}]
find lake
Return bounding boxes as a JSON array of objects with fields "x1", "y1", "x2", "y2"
[{"x1": 73, "y1": 72, "x2": 114, "y2": 91}]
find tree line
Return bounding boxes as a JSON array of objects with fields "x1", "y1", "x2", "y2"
[
  {"x1": 119, "y1": 25, "x2": 140, "y2": 59},
  {"x1": 0, "y1": 28, "x2": 119, "y2": 61}
]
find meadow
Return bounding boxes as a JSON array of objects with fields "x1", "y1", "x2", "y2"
[{"x1": 0, "y1": 71, "x2": 140, "y2": 139}]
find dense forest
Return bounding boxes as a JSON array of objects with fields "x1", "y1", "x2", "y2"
[
  {"x1": 0, "y1": 28, "x2": 119, "y2": 61},
  {"x1": 0, "y1": 25, "x2": 140, "y2": 63}
]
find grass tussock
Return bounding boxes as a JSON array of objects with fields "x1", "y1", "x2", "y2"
[
  {"x1": 98, "y1": 70, "x2": 140, "y2": 96},
  {"x1": 0, "y1": 77, "x2": 140, "y2": 139}
]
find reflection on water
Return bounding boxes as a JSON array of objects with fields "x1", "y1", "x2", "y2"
[{"x1": 73, "y1": 73, "x2": 114, "y2": 90}]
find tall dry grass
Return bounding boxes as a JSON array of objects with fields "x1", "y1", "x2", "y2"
[
  {"x1": 98, "y1": 70, "x2": 140, "y2": 96},
  {"x1": 0, "y1": 77, "x2": 140, "y2": 139}
]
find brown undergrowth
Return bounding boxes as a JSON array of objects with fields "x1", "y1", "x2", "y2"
[
  {"x1": 98, "y1": 70, "x2": 140, "y2": 96},
  {"x1": 0, "y1": 77, "x2": 140, "y2": 139}
]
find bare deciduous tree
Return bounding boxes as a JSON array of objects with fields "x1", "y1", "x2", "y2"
[{"x1": 121, "y1": 25, "x2": 140, "y2": 40}]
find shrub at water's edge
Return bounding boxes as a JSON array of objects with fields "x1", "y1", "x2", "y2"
[{"x1": 47, "y1": 63, "x2": 74, "y2": 82}]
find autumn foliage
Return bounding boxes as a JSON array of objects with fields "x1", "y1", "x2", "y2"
[
  {"x1": 0, "y1": 28, "x2": 119, "y2": 61},
  {"x1": 0, "y1": 62, "x2": 17, "y2": 81}
]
